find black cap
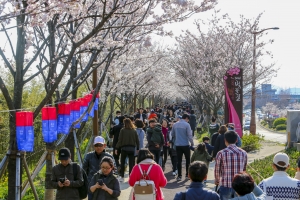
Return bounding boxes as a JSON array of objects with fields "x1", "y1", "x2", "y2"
[{"x1": 58, "y1": 148, "x2": 71, "y2": 160}]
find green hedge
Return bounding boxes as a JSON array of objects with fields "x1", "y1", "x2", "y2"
[
  {"x1": 273, "y1": 117, "x2": 286, "y2": 127},
  {"x1": 276, "y1": 124, "x2": 287, "y2": 131},
  {"x1": 241, "y1": 133, "x2": 264, "y2": 152}
]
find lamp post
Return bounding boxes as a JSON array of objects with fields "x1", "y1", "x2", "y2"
[{"x1": 250, "y1": 27, "x2": 279, "y2": 134}]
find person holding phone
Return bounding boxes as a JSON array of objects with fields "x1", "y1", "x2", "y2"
[{"x1": 89, "y1": 156, "x2": 121, "y2": 200}]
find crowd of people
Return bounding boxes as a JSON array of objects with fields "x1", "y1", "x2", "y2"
[{"x1": 50, "y1": 102, "x2": 300, "y2": 200}]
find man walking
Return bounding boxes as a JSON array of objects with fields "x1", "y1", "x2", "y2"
[
  {"x1": 51, "y1": 148, "x2": 83, "y2": 200},
  {"x1": 214, "y1": 131, "x2": 247, "y2": 200},
  {"x1": 171, "y1": 114, "x2": 194, "y2": 181},
  {"x1": 258, "y1": 153, "x2": 300, "y2": 200},
  {"x1": 83, "y1": 136, "x2": 115, "y2": 200}
]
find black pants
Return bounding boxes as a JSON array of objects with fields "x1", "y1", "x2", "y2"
[
  {"x1": 176, "y1": 146, "x2": 191, "y2": 177},
  {"x1": 191, "y1": 128, "x2": 195, "y2": 136},
  {"x1": 120, "y1": 150, "x2": 135, "y2": 177},
  {"x1": 113, "y1": 148, "x2": 120, "y2": 168},
  {"x1": 150, "y1": 149, "x2": 161, "y2": 164},
  {"x1": 171, "y1": 156, "x2": 178, "y2": 172},
  {"x1": 162, "y1": 146, "x2": 169, "y2": 167}
]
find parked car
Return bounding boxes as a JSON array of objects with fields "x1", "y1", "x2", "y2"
[{"x1": 244, "y1": 121, "x2": 250, "y2": 131}]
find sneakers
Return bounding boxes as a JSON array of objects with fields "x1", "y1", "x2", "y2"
[
  {"x1": 118, "y1": 177, "x2": 124, "y2": 182},
  {"x1": 185, "y1": 174, "x2": 189, "y2": 179},
  {"x1": 172, "y1": 170, "x2": 178, "y2": 176},
  {"x1": 176, "y1": 176, "x2": 182, "y2": 181}
]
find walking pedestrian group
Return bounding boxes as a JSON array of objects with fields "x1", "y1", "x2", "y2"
[{"x1": 51, "y1": 102, "x2": 300, "y2": 200}]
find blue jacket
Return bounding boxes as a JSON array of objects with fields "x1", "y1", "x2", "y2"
[
  {"x1": 171, "y1": 119, "x2": 194, "y2": 147},
  {"x1": 173, "y1": 182, "x2": 220, "y2": 200}
]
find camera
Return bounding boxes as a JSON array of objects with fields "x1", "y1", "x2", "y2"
[
  {"x1": 59, "y1": 178, "x2": 65, "y2": 183},
  {"x1": 97, "y1": 179, "x2": 104, "y2": 186}
]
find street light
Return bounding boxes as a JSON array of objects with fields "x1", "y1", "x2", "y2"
[{"x1": 250, "y1": 27, "x2": 279, "y2": 135}]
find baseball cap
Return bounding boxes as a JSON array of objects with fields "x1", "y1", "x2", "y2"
[
  {"x1": 94, "y1": 136, "x2": 105, "y2": 145},
  {"x1": 58, "y1": 148, "x2": 71, "y2": 160},
  {"x1": 273, "y1": 153, "x2": 289, "y2": 168}
]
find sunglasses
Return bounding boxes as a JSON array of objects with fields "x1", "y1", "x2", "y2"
[{"x1": 94, "y1": 144, "x2": 104, "y2": 147}]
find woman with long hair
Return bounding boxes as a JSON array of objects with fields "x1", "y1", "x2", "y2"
[
  {"x1": 129, "y1": 149, "x2": 167, "y2": 200},
  {"x1": 89, "y1": 156, "x2": 121, "y2": 200},
  {"x1": 115, "y1": 118, "x2": 140, "y2": 182}
]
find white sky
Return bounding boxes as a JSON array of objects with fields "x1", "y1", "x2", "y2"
[{"x1": 158, "y1": 0, "x2": 300, "y2": 90}]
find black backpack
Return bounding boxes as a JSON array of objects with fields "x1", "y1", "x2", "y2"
[{"x1": 73, "y1": 163, "x2": 88, "y2": 199}]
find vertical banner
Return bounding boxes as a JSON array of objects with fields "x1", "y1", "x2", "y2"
[{"x1": 224, "y1": 67, "x2": 243, "y2": 137}]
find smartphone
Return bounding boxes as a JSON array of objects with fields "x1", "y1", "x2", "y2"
[{"x1": 98, "y1": 179, "x2": 104, "y2": 186}]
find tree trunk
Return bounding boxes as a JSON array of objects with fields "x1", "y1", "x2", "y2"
[{"x1": 44, "y1": 142, "x2": 56, "y2": 200}]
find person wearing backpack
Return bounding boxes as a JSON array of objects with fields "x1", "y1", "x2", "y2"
[
  {"x1": 51, "y1": 148, "x2": 84, "y2": 200},
  {"x1": 129, "y1": 149, "x2": 167, "y2": 200},
  {"x1": 89, "y1": 156, "x2": 121, "y2": 200}
]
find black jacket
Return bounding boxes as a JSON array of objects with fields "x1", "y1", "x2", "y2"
[
  {"x1": 212, "y1": 134, "x2": 226, "y2": 158},
  {"x1": 111, "y1": 123, "x2": 124, "y2": 148},
  {"x1": 134, "y1": 113, "x2": 147, "y2": 122},
  {"x1": 89, "y1": 171, "x2": 120, "y2": 200}
]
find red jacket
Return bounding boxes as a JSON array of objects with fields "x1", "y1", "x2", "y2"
[
  {"x1": 129, "y1": 163, "x2": 167, "y2": 200},
  {"x1": 148, "y1": 113, "x2": 157, "y2": 120}
]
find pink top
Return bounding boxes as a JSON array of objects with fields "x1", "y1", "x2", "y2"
[{"x1": 129, "y1": 163, "x2": 167, "y2": 200}]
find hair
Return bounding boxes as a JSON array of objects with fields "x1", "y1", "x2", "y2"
[
  {"x1": 224, "y1": 130, "x2": 238, "y2": 144},
  {"x1": 116, "y1": 110, "x2": 121, "y2": 114},
  {"x1": 135, "y1": 119, "x2": 145, "y2": 128},
  {"x1": 129, "y1": 116, "x2": 134, "y2": 122},
  {"x1": 100, "y1": 156, "x2": 115, "y2": 170},
  {"x1": 148, "y1": 119, "x2": 157, "y2": 124},
  {"x1": 202, "y1": 136, "x2": 210, "y2": 142},
  {"x1": 161, "y1": 119, "x2": 168, "y2": 127},
  {"x1": 232, "y1": 172, "x2": 255, "y2": 196},
  {"x1": 188, "y1": 161, "x2": 208, "y2": 182},
  {"x1": 273, "y1": 163, "x2": 287, "y2": 171},
  {"x1": 118, "y1": 116, "x2": 125, "y2": 125},
  {"x1": 190, "y1": 110, "x2": 195, "y2": 114},
  {"x1": 196, "y1": 143, "x2": 206, "y2": 154},
  {"x1": 124, "y1": 118, "x2": 136, "y2": 129},
  {"x1": 218, "y1": 125, "x2": 228, "y2": 134},
  {"x1": 182, "y1": 114, "x2": 190, "y2": 119},
  {"x1": 211, "y1": 116, "x2": 216, "y2": 122},
  {"x1": 137, "y1": 148, "x2": 154, "y2": 164}
]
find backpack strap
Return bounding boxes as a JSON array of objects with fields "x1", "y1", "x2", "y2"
[
  {"x1": 73, "y1": 163, "x2": 78, "y2": 180},
  {"x1": 181, "y1": 192, "x2": 186, "y2": 200},
  {"x1": 138, "y1": 164, "x2": 153, "y2": 178}
]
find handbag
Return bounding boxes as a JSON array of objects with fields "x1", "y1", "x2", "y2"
[{"x1": 134, "y1": 164, "x2": 156, "y2": 200}]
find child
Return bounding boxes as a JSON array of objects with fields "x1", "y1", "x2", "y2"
[
  {"x1": 202, "y1": 136, "x2": 214, "y2": 155},
  {"x1": 173, "y1": 161, "x2": 219, "y2": 200},
  {"x1": 146, "y1": 119, "x2": 164, "y2": 164},
  {"x1": 191, "y1": 143, "x2": 212, "y2": 183},
  {"x1": 294, "y1": 157, "x2": 300, "y2": 180}
]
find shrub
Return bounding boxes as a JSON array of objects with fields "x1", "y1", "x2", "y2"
[
  {"x1": 241, "y1": 133, "x2": 264, "y2": 152},
  {"x1": 273, "y1": 117, "x2": 287, "y2": 127},
  {"x1": 276, "y1": 124, "x2": 286, "y2": 131},
  {"x1": 260, "y1": 120, "x2": 267, "y2": 126}
]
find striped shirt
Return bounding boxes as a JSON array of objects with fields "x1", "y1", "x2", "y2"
[{"x1": 214, "y1": 144, "x2": 247, "y2": 187}]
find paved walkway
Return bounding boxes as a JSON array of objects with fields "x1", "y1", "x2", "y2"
[{"x1": 118, "y1": 139, "x2": 285, "y2": 200}]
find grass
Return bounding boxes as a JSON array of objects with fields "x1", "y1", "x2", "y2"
[{"x1": 247, "y1": 147, "x2": 300, "y2": 184}]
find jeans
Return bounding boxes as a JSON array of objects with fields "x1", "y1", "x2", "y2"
[
  {"x1": 219, "y1": 186, "x2": 235, "y2": 200},
  {"x1": 120, "y1": 150, "x2": 135, "y2": 177},
  {"x1": 176, "y1": 146, "x2": 190, "y2": 177},
  {"x1": 150, "y1": 149, "x2": 161, "y2": 164}
]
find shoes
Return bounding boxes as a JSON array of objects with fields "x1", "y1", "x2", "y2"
[
  {"x1": 172, "y1": 170, "x2": 178, "y2": 176},
  {"x1": 118, "y1": 177, "x2": 124, "y2": 182},
  {"x1": 185, "y1": 174, "x2": 189, "y2": 179},
  {"x1": 176, "y1": 176, "x2": 182, "y2": 181}
]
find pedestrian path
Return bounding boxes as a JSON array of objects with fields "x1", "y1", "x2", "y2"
[{"x1": 118, "y1": 139, "x2": 285, "y2": 200}]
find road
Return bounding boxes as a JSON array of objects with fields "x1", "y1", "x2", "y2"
[{"x1": 256, "y1": 124, "x2": 286, "y2": 144}]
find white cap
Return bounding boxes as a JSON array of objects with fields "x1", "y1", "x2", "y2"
[
  {"x1": 273, "y1": 153, "x2": 289, "y2": 168},
  {"x1": 94, "y1": 136, "x2": 105, "y2": 145}
]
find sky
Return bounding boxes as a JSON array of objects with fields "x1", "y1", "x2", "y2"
[{"x1": 157, "y1": 0, "x2": 300, "y2": 92}]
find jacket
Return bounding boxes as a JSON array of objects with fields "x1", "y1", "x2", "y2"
[
  {"x1": 204, "y1": 142, "x2": 214, "y2": 155},
  {"x1": 83, "y1": 150, "x2": 115, "y2": 183},
  {"x1": 51, "y1": 162, "x2": 83, "y2": 200},
  {"x1": 191, "y1": 150, "x2": 212, "y2": 166},
  {"x1": 89, "y1": 171, "x2": 121, "y2": 200},
  {"x1": 135, "y1": 113, "x2": 147, "y2": 122},
  {"x1": 231, "y1": 184, "x2": 266, "y2": 200},
  {"x1": 171, "y1": 119, "x2": 194, "y2": 147},
  {"x1": 211, "y1": 132, "x2": 219, "y2": 146},
  {"x1": 213, "y1": 133, "x2": 226, "y2": 158},
  {"x1": 173, "y1": 182, "x2": 219, "y2": 200},
  {"x1": 189, "y1": 114, "x2": 197, "y2": 130},
  {"x1": 147, "y1": 124, "x2": 164, "y2": 145},
  {"x1": 115, "y1": 128, "x2": 140, "y2": 150},
  {"x1": 136, "y1": 128, "x2": 145, "y2": 149},
  {"x1": 148, "y1": 113, "x2": 157, "y2": 120},
  {"x1": 128, "y1": 160, "x2": 167, "y2": 200},
  {"x1": 111, "y1": 123, "x2": 124, "y2": 149}
]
